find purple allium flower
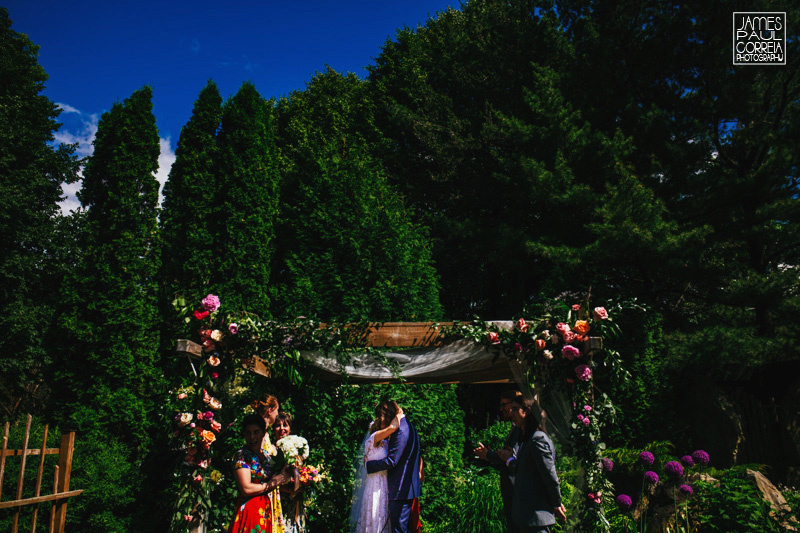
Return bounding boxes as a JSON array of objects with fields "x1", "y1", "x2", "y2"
[
  {"x1": 644, "y1": 471, "x2": 659, "y2": 485},
  {"x1": 665, "y1": 461, "x2": 684, "y2": 479},
  {"x1": 616, "y1": 494, "x2": 633, "y2": 511},
  {"x1": 582, "y1": 418, "x2": 590, "y2": 426},
  {"x1": 201, "y1": 294, "x2": 220, "y2": 313},
  {"x1": 577, "y1": 414, "x2": 585, "y2": 422},
  {"x1": 584, "y1": 405, "x2": 592, "y2": 412},
  {"x1": 575, "y1": 364, "x2": 592, "y2": 381},
  {"x1": 562, "y1": 345, "x2": 581, "y2": 360},
  {"x1": 691, "y1": 450, "x2": 710, "y2": 466},
  {"x1": 679, "y1": 484, "x2": 693, "y2": 496},
  {"x1": 601, "y1": 458, "x2": 614, "y2": 472},
  {"x1": 680, "y1": 455, "x2": 695, "y2": 467},
  {"x1": 639, "y1": 451, "x2": 655, "y2": 467}
]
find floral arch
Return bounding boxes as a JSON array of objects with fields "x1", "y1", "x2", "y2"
[{"x1": 169, "y1": 294, "x2": 631, "y2": 532}]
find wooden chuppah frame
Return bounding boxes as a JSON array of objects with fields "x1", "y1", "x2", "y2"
[{"x1": 177, "y1": 322, "x2": 519, "y2": 384}]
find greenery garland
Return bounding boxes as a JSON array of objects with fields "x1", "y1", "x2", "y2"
[{"x1": 166, "y1": 294, "x2": 636, "y2": 532}]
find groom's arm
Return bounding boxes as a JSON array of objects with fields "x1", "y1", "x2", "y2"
[{"x1": 366, "y1": 419, "x2": 409, "y2": 474}]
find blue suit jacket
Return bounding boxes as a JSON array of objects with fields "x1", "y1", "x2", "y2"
[{"x1": 365, "y1": 417, "x2": 421, "y2": 500}]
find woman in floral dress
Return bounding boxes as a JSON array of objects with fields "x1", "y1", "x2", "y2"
[
  {"x1": 255, "y1": 395, "x2": 287, "y2": 533},
  {"x1": 273, "y1": 411, "x2": 306, "y2": 533},
  {"x1": 229, "y1": 414, "x2": 293, "y2": 533}
]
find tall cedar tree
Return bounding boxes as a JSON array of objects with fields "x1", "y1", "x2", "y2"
[
  {"x1": 212, "y1": 82, "x2": 278, "y2": 315},
  {"x1": 0, "y1": 8, "x2": 79, "y2": 418},
  {"x1": 368, "y1": 0, "x2": 577, "y2": 318},
  {"x1": 272, "y1": 70, "x2": 442, "y2": 321},
  {"x1": 54, "y1": 88, "x2": 162, "y2": 530},
  {"x1": 160, "y1": 81, "x2": 222, "y2": 306}
]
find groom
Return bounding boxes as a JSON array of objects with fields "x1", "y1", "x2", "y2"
[{"x1": 366, "y1": 400, "x2": 422, "y2": 533}]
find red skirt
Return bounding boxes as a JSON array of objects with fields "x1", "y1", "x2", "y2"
[{"x1": 228, "y1": 494, "x2": 272, "y2": 533}]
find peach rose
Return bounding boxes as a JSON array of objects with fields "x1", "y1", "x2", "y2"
[
  {"x1": 556, "y1": 322, "x2": 571, "y2": 336},
  {"x1": 535, "y1": 339, "x2": 546, "y2": 350},
  {"x1": 516, "y1": 318, "x2": 529, "y2": 333},
  {"x1": 210, "y1": 329, "x2": 223, "y2": 342},
  {"x1": 201, "y1": 430, "x2": 216, "y2": 446},
  {"x1": 207, "y1": 355, "x2": 221, "y2": 366},
  {"x1": 593, "y1": 307, "x2": 608, "y2": 320},
  {"x1": 209, "y1": 420, "x2": 222, "y2": 433},
  {"x1": 487, "y1": 332, "x2": 500, "y2": 344},
  {"x1": 574, "y1": 320, "x2": 590, "y2": 335}
]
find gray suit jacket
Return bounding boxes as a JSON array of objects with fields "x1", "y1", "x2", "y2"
[
  {"x1": 485, "y1": 424, "x2": 521, "y2": 501},
  {"x1": 508, "y1": 430, "x2": 561, "y2": 527}
]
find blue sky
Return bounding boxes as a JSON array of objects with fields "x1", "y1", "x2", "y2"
[{"x1": 5, "y1": 0, "x2": 457, "y2": 210}]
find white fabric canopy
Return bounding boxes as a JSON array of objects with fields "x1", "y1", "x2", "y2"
[{"x1": 300, "y1": 321, "x2": 525, "y2": 384}]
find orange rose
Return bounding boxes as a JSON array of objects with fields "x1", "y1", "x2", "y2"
[
  {"x1": 574, "y1": 320, "x2": 590, "y2": 335},
  {"x1": 201, "y1": 430, "x2": 216, "y2": 446},
  {"x1": 535, "y1": 339, "x2": 546, "y2": 350}
]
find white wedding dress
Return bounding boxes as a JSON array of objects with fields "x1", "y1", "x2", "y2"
[{"x1": 352, "y1": 432, "x2": 390, "y2": 533}]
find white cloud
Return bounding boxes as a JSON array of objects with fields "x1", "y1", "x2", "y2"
[
  {"x1": 55, "y1": 104, "x2": 177, "y2": 214},
  {"x1": 156, "y1": 136, "x2": 176, "y2": 205},
  {"x1": 56, "y1": 102, "x2": 81, "y2": 114}
]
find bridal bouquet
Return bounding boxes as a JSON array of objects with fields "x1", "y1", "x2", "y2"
[{"x1": 275, "y1": 435, "x2": 310, "y2": 466}]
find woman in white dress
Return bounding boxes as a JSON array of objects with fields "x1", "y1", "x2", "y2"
[{"x1": 350, "y1": 407, "x2": 404, "y2": 533}]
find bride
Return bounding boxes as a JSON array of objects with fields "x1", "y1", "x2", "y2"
[{"x1": 350, "y1": 406, "x2": 404, "y2": 533}]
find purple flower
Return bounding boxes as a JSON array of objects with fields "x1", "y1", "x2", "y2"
[
  {"x1": 562, "y1": 345, "x2": 581, "y2": 360},
  {"x1": 680, "y1": 455, "x2": 695, "y2": 467},
  {"x1": 582, "y1": 418, "x2": 590, "y2": 426},
  {"x1": 601, "y1": 458, "x2": 614, "y2": 472},
  {"x1": 679, "y1": 484, "x2": 693, "y2": 496},
  {"x1": 577, "y1": 414, "x2": 585, "y2": 422},
  {"x1": 201, "y1": 294, "x2": 220, "y2": 313},
  {"x1": 616, "y1": 494, "x2": 633, "y2": 511},
  {"x1": 691, "y1": 450, "x2": 710, "y2": 466},
  {"x1": 228, "y1": 323, "x2": 239, "y2": 335},
  {"x1": 575, "y1": 364, "x2": 592, "y2": 381},
  {"x1": 639, "y1": 451, "x2": 655, "y2": 466},
  {"x1": 665, "y1": 461, "x2": 684, "y2": 479},
  {"x1": 584, "y1": 405, "x2": 592, "y2": 412},
  {"x1": 644, "y1": 471, "x2": 659, "y2": 485}
]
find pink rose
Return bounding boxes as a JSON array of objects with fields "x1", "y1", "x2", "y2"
[
  {"x1": 209, "y1": 420, "x2": 222, "y2": 433},
  {"x1": 487, "y1": 332, "x2": 500, "y2": 344},
  {"x1": 228, "y1": 323, "x2": 239, "y2": 334},
  {"x1": 177, "y1": 392, "x2": 187, "y2": 400},
  {"x1": 563, "y1": 330, "x2": 577, "y2": 343},
  {"x1": 202, "y1": 411, "x2": 214, "y2": 420},
  {"x1": 514, "y1": 342, "x2": 523, "y2": 352},
  {"x1": 582, "y1": 418, "x2": 591, "y2": 426},
  {"x1": 202, "y1": 339, "x2": 216, "y2": 353},
  {"x1": 562, "y1": 345, "x2": 581, "y2": 360},
  {"x1": 584, "y1": 405, "x2": 592, "y2": 412},
  {"x1": 556, "y1": 322, "x2": 571, "y2": 336},
  {"x1": 184, "y1": 514, "x2": 193, "y2": 522},
  {"x1": 571, "y1": 304, "x2": 581, "y2": 311},
  {"x1": 516, "y1": 318, "x2": 529, "y2": 333},
  {"x1": 577, "y1": 414, "x2": 585, "y2": 422},
  {"x1": 593, "y1": 307, "x2": 608, "y2": 320},
  {"x1": 575, "y1": 364, "x2": 592, "y2": 381},
  {"x1": 192, "y1": 474, "x2": 203, "y2": 484},
  {"x1": 201, "y1": 294, "x2": 220, "y2": 313}
]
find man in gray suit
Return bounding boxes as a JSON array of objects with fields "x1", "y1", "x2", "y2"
[
  {"x1": 473, "y1": 389, "x2": 524, "y2": 533},
  {"x1": 498, "y1": 399, "x2": 566, "y2": 533}
]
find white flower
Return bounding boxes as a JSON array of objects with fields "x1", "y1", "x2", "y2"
[
  {"x1": 276, "y1": 435, "x2": 310, "y2": 462},
  {"x1": 178, "y1": 413, "x2": 193, "y2": 427},
  {"x1": 210, "y1": 329, "x2": 223, "y2": 342},
  {"x1": 543, "y1": 350, "x2": 554, "y2": 360}
]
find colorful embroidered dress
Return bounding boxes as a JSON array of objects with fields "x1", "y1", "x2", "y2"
[{"x1": 229, "y1": 447, "x2": 274, "y2": 533}]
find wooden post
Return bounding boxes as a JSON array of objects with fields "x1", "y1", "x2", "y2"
[
  {"x1": 0, "y1": 421, "x2": 8, "y2": 502},
  {"x1": 54, "y1": 431, "x2": 75, "y2": 532},
  {"x1": 13, "y1": 415, "x2": 32, "y2": 533},
  {"x1": 49, "y1": 465, "x2": 59, "y2": 533},
  {"x1": 30, "y1": 424, "x2": 49, "y2": 533}
]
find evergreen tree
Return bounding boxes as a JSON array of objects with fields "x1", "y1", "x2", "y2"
[
  {"x1": 0, "y1": 8, "x2": 79, "y2": 418},
  {"x1": 54, "y1": 87, "x2": 162, "y2": 531},
  {"x1": 273, "y1": 69, "x2": 442, "y2": 321},
  {"x1": 212, "y1": 82, "x2": 279, "y2": 315},
  {"x1": 160, "y1": 81, "x2": 222, "y2": 304}
]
